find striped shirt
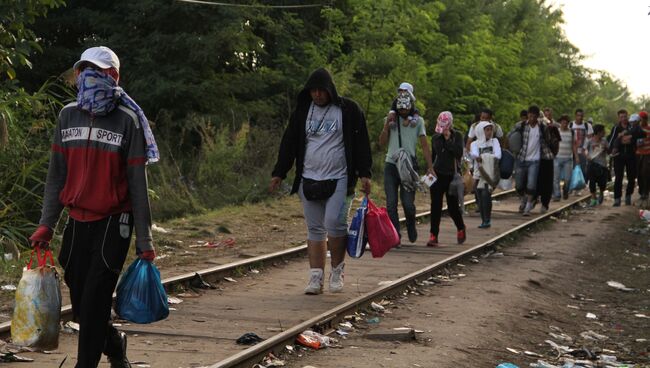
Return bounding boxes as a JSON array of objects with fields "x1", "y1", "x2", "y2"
[{"x1": 556, "y1": 129, "x2": 573, "y2": 159}]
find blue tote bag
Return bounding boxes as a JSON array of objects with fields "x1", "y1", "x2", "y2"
[{"x1": 116, "y1": 259, "x2": 169, "y2": 324}]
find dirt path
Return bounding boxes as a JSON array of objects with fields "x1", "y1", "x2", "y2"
[
  {"x1": 5, "y1": 192, "x2": 558, "y2": 367},
  {"x1": 283, "y1": 205, "x2": 650, "y2": 368}
]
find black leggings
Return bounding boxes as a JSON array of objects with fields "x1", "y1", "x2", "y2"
[
  {"x1": 477, "y1": 185, "x2": 492, "y2": 223},
  {"x1": 429, "y1": 174, "x2": 465, "y2": 236}
]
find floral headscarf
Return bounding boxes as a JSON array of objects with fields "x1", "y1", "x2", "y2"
[{"x1": 435, "y1": 111, "x2": 453, "y2": 134}]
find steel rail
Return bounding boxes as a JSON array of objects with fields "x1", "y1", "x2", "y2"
[
  {"x1": 0, "y1": 189, "x2": 516, "y2": 336},
  {"x1": 209, "y1": 193, "x2": 591, "y2": 368}
]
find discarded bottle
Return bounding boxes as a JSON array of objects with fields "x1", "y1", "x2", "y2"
[{"x1": 496, "y1": 363, "x2": 519, "y2": 368}]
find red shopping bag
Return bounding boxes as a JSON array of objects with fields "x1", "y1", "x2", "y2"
[{"x1": 365, "y1": 199, "x2": 400, "y2": 258}]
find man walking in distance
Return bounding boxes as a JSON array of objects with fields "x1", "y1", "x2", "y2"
[
  {"x1": 553, "y1": 115, "x2": 577, "y2": 201},
  {"x1": 514, "y1": 105, "x2": 554, "y2": 216},
  {"x1": 608, "y1": 109, "x2": 637, "y2": 206},
  {"x1": 29, "y1": 46, "x2": 158, "y2": 368},
  {"x1": 269, "y1": 68, "x2": 372, "y2": 295},
  {"x1": 570, "y1": 108, "x2": 593, "y2": 192},
  {"x1": 379, "y1": 87, "x2": 433, "y2": 244}
]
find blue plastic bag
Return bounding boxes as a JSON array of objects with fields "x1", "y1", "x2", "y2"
[
  {"x1": 569, "y1": 164, "x2": 586, "y2": 191},
  {"x1": 116, "y1": 259, "x2": 169, "y2": 324},
  {"x1": 347, "y1": 197, "x2": 368, "y2": 258}
]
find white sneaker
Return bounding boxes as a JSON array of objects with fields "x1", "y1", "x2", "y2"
[
  {"x1": 304, "y1": 268, "x2": 323, "y2": 295},
  {"x1": 329, "y1": 262, "x2": 345, "y2": 293},
  {"x1": 523, "y1": 201, "x2": 533, "y2": 216}
]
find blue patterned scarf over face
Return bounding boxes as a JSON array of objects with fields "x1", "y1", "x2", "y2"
[{"x1": 77, "y1": 68, "x2": 160, "y2": 164}]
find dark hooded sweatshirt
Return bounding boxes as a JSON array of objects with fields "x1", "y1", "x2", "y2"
[{"x1": 272, "y1": 68, "x2": 372, "y2": 195}]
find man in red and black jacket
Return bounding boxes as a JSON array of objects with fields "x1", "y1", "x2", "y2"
[{"x1": 29, "y1": 46, "x2": 158, "y2": 368}]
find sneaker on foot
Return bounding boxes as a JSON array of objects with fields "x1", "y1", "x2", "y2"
[
  {"x1": 552, "y1": 197, "x2": 561, "y2": 202},
  {"x1": 478, "y1": 222, "x2": 491, "y2": 229},
  {"x1": 589, "y1": 198, "x2": 598, "y2": 207},
  {"x1": 598, "y1": 193, "x2": 604, "y2": 204},
  {"x1": 540, "y1": 205, "x2": 548, "y2": 214},
  {"x1": 625, "y1": 195, "x2": 632, "y2": 206},
  {"x1": 562, "y1": 192, "x2": 569, "y2": 200},
  {"x1": 523, "y1": 201, "x2": 533, "y2": 216},
  {"x1": 518, "y1": 198, "x2": 527, "y2": 213},
  {"x1": 329, "y1": 262, "x2": 344, "y2": 293},
  {"x1": 613, "y1": 198, "x2": 621, "y2": 207},
  {"x1": 304, "y1": 268, "x2": 324, "y2": 295},
  {"x1": 457, "y1": 227, "x2": 466, "y2": 244},
  {"x1": 426, "y1": 233, "x2": 438, "y2": 247}
]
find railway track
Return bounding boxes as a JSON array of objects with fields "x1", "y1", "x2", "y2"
[{"x1": 3, "y1": 190, "x2": 593, "y2": 367}]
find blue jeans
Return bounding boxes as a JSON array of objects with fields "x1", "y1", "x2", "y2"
[
  {"x1": 515, "y1": 160, "x2": 540, "y2": 196},
  {"x1": 384, "y1": 163, "x2": 416, "y2": 237},
  {"x1": 553, "y1": 157, "x2": 573, "y2": 198}
]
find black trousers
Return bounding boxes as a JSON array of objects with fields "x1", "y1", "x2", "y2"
[
  {"x1": 536, "y1": 159, "x2": 554, "y2": 207},
  {"x1": 588, "y1": 162, "x2": 608, "y2": 194},
  {"x1": 59, "y1": 213, "x2": 132, "y2": 368},
  {"x1": 477, "y1": 185, "x2": 492, "y2": 224},
  {"x1": 637, "y1": 155, "x2": 650, "y2": 198},
  {"x1": 613, "y1": 155, "x2": 637, "y2": 199},
  {"x1": 429, "y1": 174, "x2": 465, "y2": 236}
]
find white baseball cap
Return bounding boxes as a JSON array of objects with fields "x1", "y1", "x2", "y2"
[
  {"x1": 73, "y1": 46, "x2": 120, "y2": 72},
  {"x1": 398, "y1": 82, "x2": 414, "y2": 94},
  {"x1": 397, "y1": 82, "x2": 416, "y2": 101}
]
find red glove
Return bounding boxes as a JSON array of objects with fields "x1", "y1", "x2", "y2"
[
  {"x1": 138, "y1": 249, "x2": 156, "y2": 262},
  {"x1": 29, "y1": 225, "x2": 53, "y2": 249}
]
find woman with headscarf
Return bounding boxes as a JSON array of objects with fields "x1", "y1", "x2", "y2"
[{"x1": 428, "y1": 111, "x2": 466, "y2": 246}]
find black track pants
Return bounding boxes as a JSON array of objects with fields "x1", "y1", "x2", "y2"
[{"x1": 59, "y1": 213, "x2": 133, "y2": 368}]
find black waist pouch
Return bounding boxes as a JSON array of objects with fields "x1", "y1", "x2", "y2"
[{"x1": 302, "y1": 178, "x2": 338, "y2": 201}]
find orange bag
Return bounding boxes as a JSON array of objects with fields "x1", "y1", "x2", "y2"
[{"x1": 365, "y1": 199, "x2": 400, "y2": 258}]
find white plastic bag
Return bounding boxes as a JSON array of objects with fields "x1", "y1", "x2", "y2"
[
  {"x1": 498, "y1": 178, "x2": 513, "y2": 191},
  {"x1": 11, "y1": 248, "x2": 61, "y2": 350}
]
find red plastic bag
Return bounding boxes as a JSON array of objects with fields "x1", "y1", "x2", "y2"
[{"x1": 365, "y1": 199, "x2": 400, "y2": 258}]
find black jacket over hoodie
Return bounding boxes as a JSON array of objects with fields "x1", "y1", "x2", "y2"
[{"x1": 272, "y1": 68, "x2": 372, "y2": 195}]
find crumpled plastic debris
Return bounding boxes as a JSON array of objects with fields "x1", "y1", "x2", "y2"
[
  {"x1": 529, "y1": 360, "x2": 561, "y2": 368},
  {"x1": 545, "y1": 340, "x2": 573, "y2": 354},
  {"x1": 496, "y1": 363, "x2": 519, "y2": 368},
  {"x1": 606, "y1": 281, "x2": 634, "y2": 292},
  {"x1": 585, "y1": 313, "x2": 597, "y2": 319},
  {"x1": 62, "y1": 321, "x2": 80, "y2": 334},
  {"x1": 190, "y1": 273, "x2": 216, "y2": 289},
  {"x1": 366, "y1": 317, "x2": 380, "y2": 324},
  {"x1": 370, "y1": 302, "x2": 385, "y2": 312},
  {"x1": 151, "y1": 224, "x2": 169, "y2": 233},
  {"x1": 296, "y1": 330, "x2": 335, "y2": 349},
  {"x1": 1, "y1": 285, "x2": 16, "y2": 291},
  {"x1": 167, "y1": 296, "x2": 183, "y2": 304},
  {"x1": 236, "y1": 332, "x2": 265, "y2": 346},
  {"x1": 580, "y1": 330, "x2": 608, "y2": 341},
  {"x1": 260, "y1": 352, "x2": 285, "y2": 367},
  {"x1": 189, "y1": 238, "x2": 236, "y2": 248},
  {"x1": 0, "y1": 352, "x2": 34, "y2": 362}
]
